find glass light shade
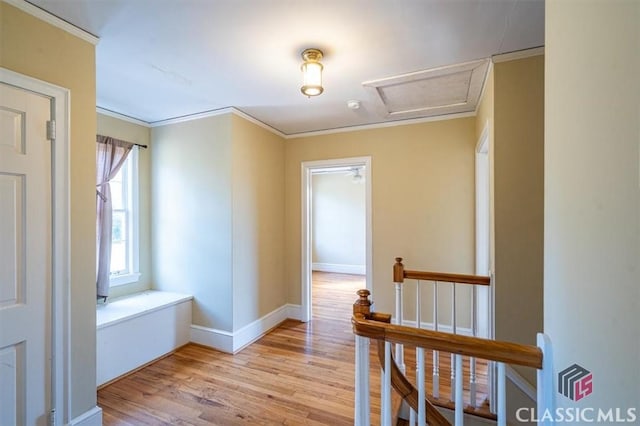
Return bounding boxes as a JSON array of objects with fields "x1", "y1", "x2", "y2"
[{"x1": 301, "y1": 61, "x2": 323, "y2": 96}]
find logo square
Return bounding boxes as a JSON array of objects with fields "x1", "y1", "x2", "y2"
[{"x1": 558, "y1": 363, "x2": 593, "y2": 401}]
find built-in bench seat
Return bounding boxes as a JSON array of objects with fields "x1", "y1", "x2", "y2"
[{"x1": 96, "y1": 290, "x2": 192, "y2": 387}]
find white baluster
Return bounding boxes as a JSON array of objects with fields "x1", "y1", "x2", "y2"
[
  {"x1": 470, "y1": 285, "x2": 477, "y2": 407},
  {"x1": 354, "y1": 335, "x2": 370, "y2": 426},
  {"x1": 381, "y1": 341, "x2": 392, "y2": 426},
  {"x1": 455, "y1": 354, "x2": 464, "y2": 425},
  {"x1": 451, "y1": 283, "x2": 457, "y2": 402},
  {"x1": 417, "y1": 347, "x2": 426, "y2": 426},
  {"x1": 489, "y1": 361, "x2": 497, "y2": 415},
  {"x1": 470, "y1": 356, "x2": 477, "y2": 407},
  {"x1": 497, "y1": 362, "x2": 506, "y2": 426},
  {"x1": 452, "y1": 283, "x2": 457, "y2": 334},
  {"x1": 394, "y1": 281, "x2": 405, "y2": 373},
  {"x1": 432, "y1": 282, "x2": 439, "y2": 399},
  {"x1": 416, "y1": 280, "x2": 422, "y2": 329},
  {"x1": 416, "y1": 280, "x2": 422, "y2": 415},
  {"x1": 380, "y1": 364, "x2": 386, "y2": 423}
]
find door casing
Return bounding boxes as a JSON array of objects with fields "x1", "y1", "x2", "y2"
[
  {"x1": 300, "y1": 156, "x2": 372, "y2": 322},
  {"x1": 1, "y1": 67, "x2": 71, "y2": 425}
]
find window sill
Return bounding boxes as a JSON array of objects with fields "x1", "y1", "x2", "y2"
[{"x1": 109, "y1": 272, "x2": 141, "y2": 287}]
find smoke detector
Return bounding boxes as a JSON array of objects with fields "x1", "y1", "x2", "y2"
[{"x1": 347, "y1": 100, "x2": 361, "y2": 110}]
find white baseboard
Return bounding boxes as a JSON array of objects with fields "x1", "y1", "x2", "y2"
[
  {"x1": 191, "y1": 303, "x2": 303, "y2": 354},
  {"x1": 191, "y1": 324, "x2": 234, "y2": 353},
  {"x1": 312, "y1": 262, "x2": 366, "y2": 275},
  {"x1": 69, "y1": 406, "x2": 102, "y2": 426},
  {"x1": 401, "y1": 319, "x2": 473, "y2": 336},
  {"x1": 233, "y1": 304, "x2": 290, "y2": 352}
]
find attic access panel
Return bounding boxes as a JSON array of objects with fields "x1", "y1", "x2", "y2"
[{"x1": 363, "y1": 59, "x2": 489, "y2": 119}]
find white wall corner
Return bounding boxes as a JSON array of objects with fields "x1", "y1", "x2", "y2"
[
  {"x1": 232, "y1": 305, "x2": 290, "y2": 353},
  {"x1": 68, "y1": 406, "x2": 103, "y2": 426},
  {"x1": 191, "y1": 304, "x2": 303, "y2": 354},
  {"x1": 285, "y1": 304, "x2": 303, "y2": 321},
  {"x1": 190, "y1": 324, "x2": 234, "y2": 354}
]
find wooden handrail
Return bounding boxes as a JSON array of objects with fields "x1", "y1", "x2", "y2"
[
  {"x1": 352, "y1": 314, "x2": 542, "y2": 369},
  {"x1": 393, "y1": 257, "x2": 490, "y2": 286}
]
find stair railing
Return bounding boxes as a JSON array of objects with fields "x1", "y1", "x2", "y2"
[
  {"x1": 393, "y1": 257, "x2": 492, "y2": 418},
  {"x1": 353, "y1": 289, "x2": 554, "y2": 426}
]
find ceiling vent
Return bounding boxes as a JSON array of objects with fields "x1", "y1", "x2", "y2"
[{"x1": 363, "y1": 59, "x2": 489, "y2": 120}]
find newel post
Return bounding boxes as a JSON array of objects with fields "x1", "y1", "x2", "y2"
[
  {"x1": 353, "y1": 289, "x2": 371, "y2": 426},
  {"x1": 353, "y1": 289, "x2": 372, "y2": 317},
  {"x1": 393, "y1": 257, "x2": 405, "y2": 284}
]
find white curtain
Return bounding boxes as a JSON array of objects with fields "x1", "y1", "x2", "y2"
[{"x1": 96, "y1": 135, "x2": 134, "y2": 299}]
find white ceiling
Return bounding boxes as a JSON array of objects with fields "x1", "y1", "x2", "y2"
[{"x1": 27, "y1": 0, "x2": 544, "y2": 135}]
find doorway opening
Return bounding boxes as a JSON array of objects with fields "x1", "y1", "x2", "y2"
[{"x1": 301, "y1": 157, "x2": 372, "y2": 322}]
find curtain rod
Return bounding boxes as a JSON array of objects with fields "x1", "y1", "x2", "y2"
[{"x1": 97, "y1": 134, "x2": 148, "y2": 149}]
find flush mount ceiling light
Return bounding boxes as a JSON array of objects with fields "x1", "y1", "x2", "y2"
[{"x1": 300, "y1": 48, "x2": 324, "y2": 97}]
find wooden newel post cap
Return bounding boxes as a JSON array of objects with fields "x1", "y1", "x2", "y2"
[
  {"x1": 353, "y1": 289, "x2": 372, "y2": 316},
  {"x1": 393, "y1": 257, "x2": 405, "y2": 283}
]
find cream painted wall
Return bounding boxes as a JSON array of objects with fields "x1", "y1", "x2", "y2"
[
  {"x1": 493, "y1": 55, "x2": 545, "y2": 353},
  {"x1": 0, "y1": 2, "x2": 97, "y2": 419},
  {"x1": 285, "y1": 118, "x2": 476, "y2": 317},
  {"x1": 312, "y1": 172, "x2": 366, "y2": 267},
  {"x1": 152, "y1": 114, "x2": 286, "y2": 333},
  {"x1": 97, "y1": 113, "x2": 152, "y2": 299},
  {"x1": 231, "y1": 115, "x2": 286, "y2": 331},
  {"x1": 475, "y1": 66, "x2": 494, "y2": 145},
  {"x1": 545, "y1": 0, "x2": 639, "y2": 412},
  {"x1": 151, "y1": 115, "x2": 234, "y2": 331}
]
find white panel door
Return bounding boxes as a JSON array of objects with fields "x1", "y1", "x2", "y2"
[{"x1": 0, "y1": 83, "x2": 52, "y2": 426}]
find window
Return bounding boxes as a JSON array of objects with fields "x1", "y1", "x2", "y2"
[{"x1": 109, "y1": 149, "x2": 140, "y2": 286}]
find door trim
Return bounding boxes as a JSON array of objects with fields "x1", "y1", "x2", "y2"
[
  {"x1": 300, "y1": 156, "x2": 372, "y2": 322},
  {"x1": 1, "y1": 68, "x2": 71, "y2": 425}
]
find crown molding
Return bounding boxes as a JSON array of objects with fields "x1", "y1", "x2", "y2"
[
  {"x1": 492, "y1": 46, "x2": 544, "y2": 63},
  {"x1": 148, "y1": 107, "x2": 287, "y2": 138},
  {"x1": 96, "y1": 107, "x2": 151, "y2": 127},
  {"x1": 231, "y1": 108, "x2": 287, "y2": 139},
  {"x1": 285, "y1": 111, "x2": 476, "y2": 139},
  {"x1": 149, "y1": 107, "x2": 233, "y2": 127},
  {"x1": 99, "y1": 105, "x2": 476, "y2": 139},
  {"x1": 3, "y1": 0, "x2": 99, "y2": 45}
]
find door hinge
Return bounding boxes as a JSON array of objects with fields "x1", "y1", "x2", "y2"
[{"x1": 46, "y1": 120, "x2": 56, "y2": 140}]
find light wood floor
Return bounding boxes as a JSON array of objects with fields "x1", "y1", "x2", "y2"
[
  {"x1": 98, "y1": 272, "x2": 377, "y2": 425},
  {"x1": 98, "y1": 272, "x2": 489, "y2": 425}
]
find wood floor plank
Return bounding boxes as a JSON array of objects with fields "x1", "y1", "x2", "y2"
[{"x1": 98, "y1": 272, "x2": 490, "y2": 424}]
